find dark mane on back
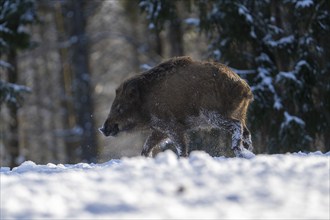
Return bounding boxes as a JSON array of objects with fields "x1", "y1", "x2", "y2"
[
  {"x1": 121, "y1": 56, "x2": 193, "y2": 92},
  {"x1": 138, "y1": 56, "x2": 193, "y2": 82}
]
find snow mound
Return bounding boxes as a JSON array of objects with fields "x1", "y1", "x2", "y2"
[{"x1": 1, "y1": 151, "x2": 329, "y2": 219}]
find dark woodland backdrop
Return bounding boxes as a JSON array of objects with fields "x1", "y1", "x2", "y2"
[{"x1": 1, "y1": 0, "x2": 329, "y2": 168}]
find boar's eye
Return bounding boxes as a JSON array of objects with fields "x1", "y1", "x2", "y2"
[{"x1": 116, "y1": 105, "x2": 123, "y2": 114}]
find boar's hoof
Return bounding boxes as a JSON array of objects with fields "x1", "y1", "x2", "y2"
[
  {"x1": 141, "y1": 148, "x2": 151, "y2": 157},
  {"x1": 233, "y1": 147, "x2": 255, "y2": 159}
]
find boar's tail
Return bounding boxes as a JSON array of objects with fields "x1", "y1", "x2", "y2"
[
  {"x1": 245, "y1": 90, "x2": 254, "y2": 101},
  {"x1": 238, "y1": 79, "x2": 254, "y2": 101}
]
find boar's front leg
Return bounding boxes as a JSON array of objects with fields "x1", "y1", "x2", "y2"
[
  {"x1": 141, "y1": 130, "x2": 167, "y2": 157},
  {"x1": 150, "y1": 117, "x2": 188, "y2": 157},
  {"x1": 167, "y1": 127, "x2": 188, "y2": 157}
]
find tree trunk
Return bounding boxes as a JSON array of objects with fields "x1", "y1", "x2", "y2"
[
  {"x1": 54, "y1": 1, "x2": 80, "y2": 163},
  {"x1": 168, "y1": 18, "x2": 184, "y2": 56},
  {"x1": 67, "y1": 0, "x2": 98, "y2": 162},
  {"x1": 7, "y1": 49, "x2": 19, "y2": 168},
  {"x1": 38, "y1": 15, "x2": 60, "y2": 162},
  {"x1": 122, "y1": 0, "x2": 141, "y2": 71}
]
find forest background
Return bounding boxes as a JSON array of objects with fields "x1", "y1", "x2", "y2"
[{"x1": 1, "y1": 0, "x2": 329, "y2": 168}]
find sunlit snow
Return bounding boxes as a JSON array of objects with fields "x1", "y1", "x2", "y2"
[{"x1": 1, "y1": 151, "x2": 329, "y2": 219}]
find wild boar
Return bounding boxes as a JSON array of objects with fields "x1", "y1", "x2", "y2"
[{"x1": 99, "y1": 56, "x2": 255, "y2": 158}]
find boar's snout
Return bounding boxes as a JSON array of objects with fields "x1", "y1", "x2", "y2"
[{"x1": 99, "y1": 123, "x2": 119, "y2": 137}]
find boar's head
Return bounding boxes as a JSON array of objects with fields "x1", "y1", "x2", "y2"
[{"x1": 99, "y1": 79, "x2": 144, "y2": 137}]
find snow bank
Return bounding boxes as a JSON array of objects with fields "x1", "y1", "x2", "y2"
[{"x1": 1, "y1": 151, "x2": 329, "y2": 219}]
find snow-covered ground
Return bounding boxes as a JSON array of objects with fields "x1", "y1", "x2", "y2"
[{"x1": 1, "y1": 151, "x2": 329, "y2": 219}]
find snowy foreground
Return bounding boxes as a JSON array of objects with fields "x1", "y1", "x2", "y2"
[{"x1": 1, "y1": 151, "x2": 330, "y2": 219}]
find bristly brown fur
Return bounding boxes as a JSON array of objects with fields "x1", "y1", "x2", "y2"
[
  {"x1": 101, "y1": 56, "x2": 254, "y2": 158},
  {"x1": 122, "y1": 56, "x2": 194, "y2": 88}
]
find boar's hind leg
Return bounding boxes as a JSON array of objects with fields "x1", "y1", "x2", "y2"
[
  {"x1": 242, "y1": 125, "x2": 253, "y2": 151},
  {"x1": 141, "y1": 130, "x2": 167, "y2": 157},
  {"x1": 223, "y1": 119, "x2": 255, "y2": 158},
  {"x1": 208, "y1": 114, "x2": 245, "y2": 156},
  {"x1": 225, "y1": 119, "x2": 244, "y2": 152},
  {"x1": 206, "y1": 111, "x2": 255, "y2": 158}
]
